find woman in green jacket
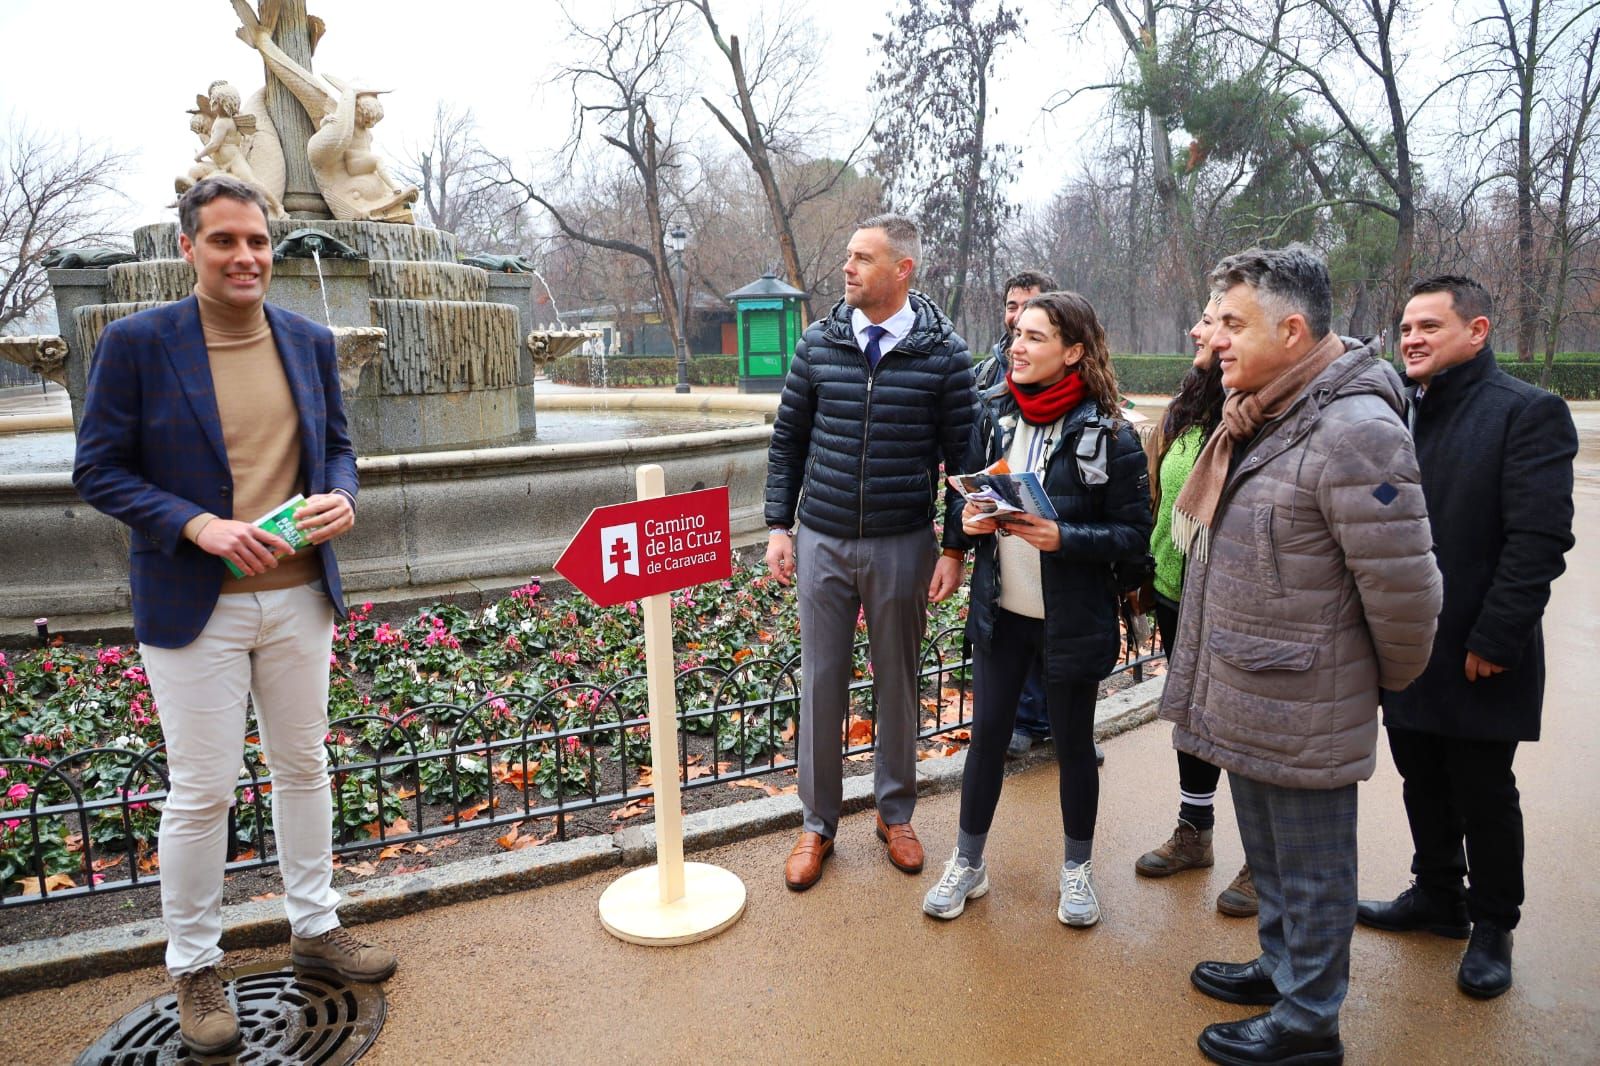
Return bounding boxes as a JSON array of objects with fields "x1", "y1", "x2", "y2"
[{"x1": 1133, "y1": 298, "x2": 1256, "y2": 918}]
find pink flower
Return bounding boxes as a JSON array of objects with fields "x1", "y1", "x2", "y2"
[
  {"x1": 373, "y1": 623, "x2": 399, "y2": 644},
  {"x1": 6, "y1": 782, "x2": 31, "y2": 802},
  {"x1": 121, "y1": 666, "x2": 148, "y2": 685},
  {"x1": 504, "y1": 635, "x2": 522, "y2": 653},
  {"x1": 97, "y1": 647, "x2": 124, "y2": 667},
  {"x1": 40, "y1": 659, "x2": 54, "y2": 673}
]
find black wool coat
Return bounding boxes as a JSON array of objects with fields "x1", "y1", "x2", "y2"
[
  {"x1": 1381, "y1": 346, "x2": 1579, "y2": 741},
  {"x1": 764, "y1": 290, "x2": 975, "y2": 546},
  {"x1": 961, "y1": 388, "x2": 1153, "y2": 683}
]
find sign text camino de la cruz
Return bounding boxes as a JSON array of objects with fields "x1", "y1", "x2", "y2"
[{"x1": 555, "y1": 486, "x2": 733, "y2": 607}]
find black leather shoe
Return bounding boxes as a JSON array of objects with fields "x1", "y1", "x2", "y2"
[
  {"x1": 1356, "y1": 882, "x2": 1470, "y2": 938},
  {"x1": 1198, "y1": 1011, "x2": 1344, "y2": 1065},
  {"x1": 1191, "y1": 958, "x2": 1282, "y2": 1005},
  {"x1": 1457, "y1": 923, "x2": 1513, "y2": 999}
]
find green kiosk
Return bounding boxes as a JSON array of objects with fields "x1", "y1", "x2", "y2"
[{"x1": 726, "y1": 272, "x2": 807, "y2": 393}]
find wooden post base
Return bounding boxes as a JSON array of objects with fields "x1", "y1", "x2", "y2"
[{"x1": 598, "y1": 862, "x2": 747, "y2": 946}]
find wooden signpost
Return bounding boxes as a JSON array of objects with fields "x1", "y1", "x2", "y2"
[{"x1": 555, "y1": 465, "x2": 746, "y2": 945}]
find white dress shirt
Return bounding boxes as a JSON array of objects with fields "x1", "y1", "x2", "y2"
[{"x1": 850, "y1": 300, "x2": 916, "y2": 358}]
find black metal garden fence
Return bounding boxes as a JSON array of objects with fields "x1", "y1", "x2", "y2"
[{"x1": 0, "y1": 622, "x2": 1163, "y2": 909}]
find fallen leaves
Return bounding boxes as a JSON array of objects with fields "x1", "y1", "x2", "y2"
[
  {"x1": 726, "y1": 779, "x2": 798, "y2": 797},
  {"x1": 440, "y1": 797, "x2": 499, "y2": 824},
  {"x1": 361, "y1": 817, "x2": 412, "y2": 838},
  {"x1": 496, "y1": 821, "x2": 555, "y2": 851},
  {"x1": 12, "y1": 873, "x2": 75, "y2": 896},
  {"x1": 846, "y1": 716, "x2": 875, "y2": 745},
  {"x1": 610, "y1": 798, "x2": 655, "y2": 821}
]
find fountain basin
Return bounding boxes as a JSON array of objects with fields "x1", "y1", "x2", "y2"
[{"x1": 0, "y1": 393, "x2": 776, "y2": 636}]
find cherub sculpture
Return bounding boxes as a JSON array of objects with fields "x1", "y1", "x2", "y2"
[
  {"x1": 231, "y1": 0, "x2": 419, "y2": 224},
  {"x1": 178, "y1": 80, "x2": 288, "y2": 217}
]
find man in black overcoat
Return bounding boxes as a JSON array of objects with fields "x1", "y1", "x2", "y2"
[{"x1": 1362, "y1": 275, "x2": 1579, "y2": 1000}]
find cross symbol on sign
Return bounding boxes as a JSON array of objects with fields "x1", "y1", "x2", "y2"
[{"x1": 608, "y1": 537, "x2": 633, "y2": 571}]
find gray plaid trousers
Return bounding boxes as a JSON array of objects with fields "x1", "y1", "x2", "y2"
[{"x1": 1228, "y1": 772, "x2": 1359, "y2": 1038}]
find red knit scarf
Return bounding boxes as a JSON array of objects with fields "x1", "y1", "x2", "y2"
[{"x1": 1007, "y1": 370, "x2": 1087, "y2": 425}]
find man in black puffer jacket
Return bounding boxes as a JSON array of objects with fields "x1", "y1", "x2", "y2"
[{"x1": 765, "y1": 213, "x2": 975, "y2": 891}]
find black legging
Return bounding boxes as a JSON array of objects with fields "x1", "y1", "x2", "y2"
[
  {"x1": 960, "y1": 608, "x2": 1099, "y2": 841},
  {"x1": 1154, "y1": 596, "x2": 1222, "y2": 799}
]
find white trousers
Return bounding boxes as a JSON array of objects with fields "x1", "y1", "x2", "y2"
[{"x1": 140, "y1": 584, "x2": 341, "y2": 976}]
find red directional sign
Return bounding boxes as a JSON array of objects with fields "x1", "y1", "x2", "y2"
[{"x1": 555, "y1": 486, "x2": 733, "y2": 607}]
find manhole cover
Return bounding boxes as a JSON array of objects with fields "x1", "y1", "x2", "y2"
[{"x1": 76, "y1": 961, "x2": 385, "y2": 1065}]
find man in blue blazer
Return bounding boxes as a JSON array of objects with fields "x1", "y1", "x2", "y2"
[{"x1": 74, "y1": 176, "x2": 395, "y2": 1055}]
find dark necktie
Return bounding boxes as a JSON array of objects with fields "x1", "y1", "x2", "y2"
[{"x1": 864, "y1": 324, "x2": 888, "y2": 370}]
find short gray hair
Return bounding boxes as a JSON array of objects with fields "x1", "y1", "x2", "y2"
[
  {"x1": 178, "y1": 175, "x2": 271, "y2": 240},
  {"x1": 858, "y1": 212, "x2": 922, "y2": 272},
  {"x1": 1209, "y1": 244, "x2": 1332, "y2": 340}
]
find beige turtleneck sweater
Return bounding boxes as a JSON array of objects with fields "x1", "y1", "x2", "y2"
[{"x1": 181, "y1": 287, "x2": 320, "y2": 593}]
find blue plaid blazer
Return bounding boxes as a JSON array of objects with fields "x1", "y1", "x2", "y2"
[{"x1": 73, "y1": 296, "x2": 359, "y2": 649}]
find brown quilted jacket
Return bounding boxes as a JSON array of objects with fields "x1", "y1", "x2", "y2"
[{"x1": 1159, "y1": 337, "x2": 1442, "y2": 789}]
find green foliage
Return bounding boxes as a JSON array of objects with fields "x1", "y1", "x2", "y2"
[
  {"x1": 1111, "y1": 355, "x2": 1192, "y2": 395},
  {"x1": 1497, "y1": 361, "x2": 1600, "y2": 399},
  {"x1": 546, "y1": 355, "x2": 738, "y2": 388}
]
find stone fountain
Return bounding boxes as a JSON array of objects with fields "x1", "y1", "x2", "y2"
[{"x1": 0, "y1": 1, "x2": 776, "y2": 638}]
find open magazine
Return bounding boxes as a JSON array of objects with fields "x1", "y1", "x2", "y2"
[{"x1": 946, "y1": 458, "x2": 1059, "y2": 521}]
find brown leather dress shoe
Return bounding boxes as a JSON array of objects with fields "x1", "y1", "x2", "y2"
[
  {"x1": 875, "y1": 815, "x2": 924, "y2": 873},
  {"x1": 785, "y1": 831, "x2": 834, "y2": 891}
]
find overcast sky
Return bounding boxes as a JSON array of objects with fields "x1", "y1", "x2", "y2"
[
  {"x1": 0, "y1": 0, "x2": 1120, "y2": 233},
  {"x1": 1, "y1": 0, "x2": 1465, "y2": 241}
]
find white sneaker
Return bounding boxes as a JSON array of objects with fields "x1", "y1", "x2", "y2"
[
  {"x1": 923, "y1": 851, "x2": 990, "y2": 919},
  {"x1": 1058, "y1": 859, "x2": 1100, "y2": 927}
]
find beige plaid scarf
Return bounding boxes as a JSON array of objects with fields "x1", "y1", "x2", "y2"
[{"x1": 1171, "y1": 332, "x2": 1345, "y2": 562}]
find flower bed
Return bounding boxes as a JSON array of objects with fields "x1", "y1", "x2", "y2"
[{"x1": 1, "y1": 562, "x2": 986, "y2": 905}]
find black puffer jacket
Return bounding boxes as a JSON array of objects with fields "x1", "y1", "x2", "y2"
[
  {"x1": 961, "y1": 386, "x2": 1153, "y2": 682},
  {"x1": 765, "y1": 290, "x2": 975, "y2": 545}
]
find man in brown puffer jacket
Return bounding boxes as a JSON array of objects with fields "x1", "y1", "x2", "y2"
[{"x1": 1159, "y1": 246, "x2": 1442, "y2": 1066}]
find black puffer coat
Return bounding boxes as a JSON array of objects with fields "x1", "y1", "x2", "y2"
[
  {"x1": 961, "y1": 386, "x2": 1153, "y2": 683},
  {"x1": 1381, "y1": 346, "x2": 1578, "y2": 741},
  {"x1": 764, "y1": 290, "x2": 975, "y2": 546}
]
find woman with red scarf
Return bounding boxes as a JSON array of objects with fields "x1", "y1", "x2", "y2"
[{"x1": 922, "y1": 291, "x2": 1152, "y2": 927}]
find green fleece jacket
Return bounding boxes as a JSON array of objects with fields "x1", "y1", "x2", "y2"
[{"x1": 1151, "y1": 425, "x2": 1203, "y2": 601}]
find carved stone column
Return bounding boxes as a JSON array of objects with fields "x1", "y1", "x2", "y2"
[{"x1": 262, "y1": 0, "x2": 331, "y2": 219}]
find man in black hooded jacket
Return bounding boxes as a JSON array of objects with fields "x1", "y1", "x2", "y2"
[{"x1": 765, "y1": 213, "x2": 975, "y2": 891}]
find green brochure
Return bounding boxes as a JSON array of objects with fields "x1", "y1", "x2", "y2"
[{"x1": 225, "y1": 494, "x2": 312, "y2": 578}]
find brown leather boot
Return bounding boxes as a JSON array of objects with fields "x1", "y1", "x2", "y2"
[
  {"x1": 1135, "y1": 820, "x2": 1214, "y2": 877},
  {"x1": 785, "y1": 831, "x2": 834, "y2": 890},
  {"x1": 291, "y1": 926, "x2": 398, "y2": 982},
  {"x1": 1217, "y1": 864, "x2": 1259, "y2": 917},
  {"x1": 174, "y1": 966, "x2": 240, "y2": 1055},
  {"x1": 875, "y1": 815, "x2": 924, "y2": 873}
]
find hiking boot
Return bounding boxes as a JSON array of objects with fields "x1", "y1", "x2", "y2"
[
  {"x1": 1135, "y1": 820, "x2": 1214, "y2": 877},
  {"x1": 175, "y1": 966, "x2": 239, "y2": 1055},
  {"x1": 291, "y1": 926, "x2": 398, "y2": 983},
  {"x1": 1058, "y1": 860, "x2": 1101, "y2": 927},
  {"x1": 923, "y1": 851, "x2": 990, "y2": 920},
  {"x1": 1217, "y1": 864, "x2": 1259, "y2": 917}
]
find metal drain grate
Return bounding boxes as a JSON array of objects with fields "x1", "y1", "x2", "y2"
[{"x1": 76, "y1": 961, "x2": 386, "y2": 1065}]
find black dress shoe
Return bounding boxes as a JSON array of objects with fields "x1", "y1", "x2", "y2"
[
  {"x1": 1198, "y1": 1011, "x2": 1344, "y2": 1065},
  {"x1": 1191, "y1": 958, "x2": 1282, "y2": 1005},
  {"x1": 1356, "y1": 882, "x2": 1470, "y2": 938},
  {"x1": 1457, "y1": 923, "x2": 1513, "y2": 999}
]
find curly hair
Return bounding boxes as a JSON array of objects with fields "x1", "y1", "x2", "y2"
[{"x1": 1021, "y1": 291, "x2": 1121, "y2": 417}]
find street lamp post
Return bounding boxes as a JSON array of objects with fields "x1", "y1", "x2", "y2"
[{"x1": 667, "y1": 224, "x2": 690, "y2": 394}]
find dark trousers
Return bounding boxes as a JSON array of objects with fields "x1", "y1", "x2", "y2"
[
  {"x1": 1011, "y1": 659, "x2": 1051, "y2": 738},
  {"x1": 1155, "y1": 597, "x2": 1222, "y2": 802},
  {"x1": 961, "y1": 609, "x2": 1099, "y2": 840},
  {"x1": 1230, "y1": 773, "x2": 1358, "y2": 1038},
  {"x1": 1387, "y1": 726, "x2": 1524, "y2": 929}
]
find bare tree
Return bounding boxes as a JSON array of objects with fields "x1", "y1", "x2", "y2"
[
  {"x1": 1210, "y1": 0, "x2": 1438, "y2": 336},
  {"x1": 402, "y1": 102, "x2": 536, "y2": 254},
  {"x1": 1452, "y1": 0, "x2": 1600, "y2": 359},
  {"x1": 871, "y1": 0, "x2": 1024, "y2": 328},
  {"x1": 1537, "y1": 21, "x2": 1600, "y2": 379},
  {"x1": 491, "y1": 4, "x2": 694, "y2": 377},
  {"x1": 676, "y1": 0, "x2": 872, "y2": 321},
  {"x1": 1, "y1": 123, "x2": 129, "y2": 332}
]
